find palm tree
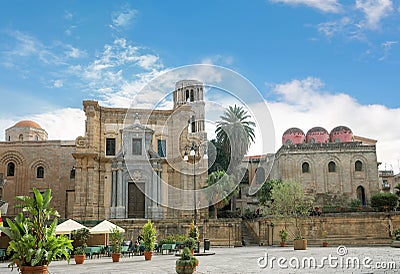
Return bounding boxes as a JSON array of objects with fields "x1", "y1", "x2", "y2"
[
  {"x1": 205, "y1": 171, "x2": 238, "y2": 219},
  {"x1": 216, "y1": 105, "x2": 256, "y2": 173}
]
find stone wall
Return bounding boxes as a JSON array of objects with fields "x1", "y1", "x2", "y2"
[
  {"x1": 246, "y1": 212, "x2": 400, "y2": 246},
  {"x1": 0, "y1": 140, "x2": 76, "y2": 217},
  {"x1": 111, "y1": 218, "x2": 242, "y2": 247}
]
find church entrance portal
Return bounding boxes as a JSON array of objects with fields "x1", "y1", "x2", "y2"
[{"x1": 128, "y1": 182, "x2": 145, "y2": 218}]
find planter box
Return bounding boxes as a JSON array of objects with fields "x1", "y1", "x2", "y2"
[{"x1": 293, "y1": 239, "x2": 307, "y2": 250}]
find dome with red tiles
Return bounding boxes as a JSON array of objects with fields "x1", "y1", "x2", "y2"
[
  {"x1": 330, "y1": 126, "x2": 353, "y2": 143},
  {"x1": 306, "y1": 127, "x2": 329, "y2": 144},
  {"x1": 14, "y1": 120, "x2": 42, "y2": 129},
  {"x1": 282, "y1": 127, "x2": 305, "y2": 145}
]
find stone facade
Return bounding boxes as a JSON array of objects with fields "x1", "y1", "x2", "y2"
[
  {"x1": 271, "y1": 126, "x2": 380, "y2": 206},
  {"x1": 0, "y1": 122, "x2": 75, "y2": 217},
  {"x1": 246, "y1": 212, "x2": 400, "y2": 246},
  {"x1": 72, "y1": 80, "x2": 208, "y2": 220}
]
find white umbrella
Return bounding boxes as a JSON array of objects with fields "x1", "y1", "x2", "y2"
[
  {"x1": 89, "y1": 220, "x2": 125, "y2": 245},
  {"x1": 89, "y1": 220, "x2": 125, "y2": 234},
  {"x1": 56, "y1": 219, "x2": 87, "y2": 235}
]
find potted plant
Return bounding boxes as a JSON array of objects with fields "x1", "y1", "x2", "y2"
[
  {"x1": 109, "y1": 227, "x2": 124, "y2": 262},
  {"x1": 391, "y1": 228, "x2": 400, "y2": 247},
  {"x1": 0, "y1": 188, "x2": 73, "y2": 274},
  {"x1": 188, "y1": 222, "x2": 199, "y2": 252},
  {"x1": 71, "y1": 228, "x2": 90, "y2": 264},
  {"x1": 183, "y1": 237, "x2": 197, "y2": 254},
  {"x1": 176, "y1": 247, "x2": 198, "y2": 274},
  {"x1": 322, "y1": 230, "x2": 328, "y2": 247},
  {"x1": 278, "y1": 229, "x2": 288, "y2": 247},
  {"x1": 264, "y1": 180, "x2": 314, "y2": 250},
  {"x1": 142, "y1": 220, "x2": 157, "y2": 260}
]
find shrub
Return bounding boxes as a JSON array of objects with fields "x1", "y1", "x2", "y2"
[
  {"x1": 183, "y1": 237, "x2": 197, "y2": 250},
  {"x1": 278, "y1": 229, "x2": 288, "y2": 242},
  {"x1": 394, "y1": 228, "x2": 400, "y2": 241},
  {"x1": 370, "y1": 193, "x2": 398, "y2": 211},
  {"x1": 349, "y1": 199, "x2": 362, "y2": 208},
  {"x1": 109, "y1": 227, "x2": 124, "y2": 254},
  {"x1": 176, "y1": 247, "x2": 198, "y2": 267}
]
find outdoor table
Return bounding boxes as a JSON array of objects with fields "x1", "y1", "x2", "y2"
[{"x1": 84, "y1": 246, "x2": 102, "y2": 259}]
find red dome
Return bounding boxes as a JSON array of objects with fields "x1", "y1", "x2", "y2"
[
  {"x1": 330, "y1": 126, "x2": 353, "y2": 142},
  {"x1": 14, "y1": 120, "x2": 42, "y2": 129},
  {"x1": 282, "y1": 127, "x2": 305, "y2": 145},
  {"x1": 306, "y1": 127, "x2": 329, "y2": 144}
]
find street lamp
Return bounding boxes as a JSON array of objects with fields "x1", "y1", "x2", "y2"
[{"x1": 183, "y1": 141, "x2": 208, "y2": 235}]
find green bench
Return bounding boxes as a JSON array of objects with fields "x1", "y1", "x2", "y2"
[{"x1": 161, "y1": 243, "x2": 176, "y2": 255}]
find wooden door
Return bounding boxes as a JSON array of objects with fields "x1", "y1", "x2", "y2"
[{"x1": 128, "y1": 182, "x2": 145, "y2": 218}]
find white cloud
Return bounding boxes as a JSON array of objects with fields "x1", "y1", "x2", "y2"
[
  {"x1": 317, "y1": 17, "x2": 365, "y2": 41},
  {"x1": 269, "y1": 0, "x2": 342, "y2": 13},
  {"x1": 111, "y1": 6, "x2": 138, "y2": 29},
  {"x1": 52, "y1": 80, "x2": 63, "y2": 88},
  {"x1": 64, "y1": 10, "x2": 74, "y2": 20},
  {"x1": 201, "y1": 55, "x2": 234, "y2": 66},
  {"x1": 355, "y1": 0, "x2": 394, "y2": 30},
  {"x1": 379, "y1": 40, "x2": 398, "y2": 60},
  {"x1": 0, "y1": 108, "x2": 85, "y2": 141},
  {"x1": 262, "y1": 77, "x2": 400, "y2": 173},
  {"x1": 64, "y1": 45, "x2": 86, "y2": 59}
]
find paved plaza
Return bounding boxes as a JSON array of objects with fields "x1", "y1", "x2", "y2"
[{"x1": 1, "y1": 245, "x2": 399, "y2": 273}]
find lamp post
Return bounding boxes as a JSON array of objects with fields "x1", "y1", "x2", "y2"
[{"x1": 183, "y1": 141, "x2": 208, "y2": 238}]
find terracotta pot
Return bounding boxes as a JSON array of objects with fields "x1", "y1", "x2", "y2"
[
  {"x1": 280, "y1": 242, "x2": 286, "y2": 247},
  {"x1": 144, "y1": 251, "x2": 153, "y2": 261},
  {"x1": 176, "y1": 265, "x2": 196, "y2": 274},
  {"x1": 19, "y1": 265, "x2": 48, "y2": 274},
  {"x1": 293, "y1": 239, "x2": 307, "y2": 250},
  {"x1": 111, "y1": 253, "x2": 121, "y2": 262},
  {"x1": 322, "y1": 242, "x2": 329, "y2": 247},
  {"x1": 74, "y1": 254, "x2": 85, "y2": 264}
]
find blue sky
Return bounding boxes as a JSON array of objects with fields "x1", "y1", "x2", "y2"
[{"x1": 0, "y1": 0, "x2": 400, "y2": 172}]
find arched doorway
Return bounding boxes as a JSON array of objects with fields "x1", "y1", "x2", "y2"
[{"x1": 356, "y1": 186, "x2": 366, "y2": 206}]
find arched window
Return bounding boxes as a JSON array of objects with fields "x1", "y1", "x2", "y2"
[
  {"x1": 70, "y1": 166, "x2": 76, "y2": 179},
  {"x1": 255, "y1": 167, "x2": 265, "y2": 183},
  {"x1": 185, "y1": 90, "x2": 190, "y2": 101},
  {"x1": 19, "y1": 134, "x2": 23, "y2": 141},
  {"x1": 309, "y1": 138, "x2": 315, "y2": 144},
  {"x1": 35, "y1": 135, "x2": 39, "y2": 141},
  {"x1": 285, "y1": 139, "x2": 292, "y2": 145},
  {"x1": 7, "y1": 162, "x2": 15, "y2": 176},
  {"x1": 37, "y1": 166, "x2": 44, "y2": 178},
  {"x1": 302, "y1": 162, "x2": 310, "y2": 173},
  {"x1": 328, "y1": 161, "x2": 336, "y2": 172},
  {"x1": 355, "y1": 160, "x2": 363, "y2": 172}
]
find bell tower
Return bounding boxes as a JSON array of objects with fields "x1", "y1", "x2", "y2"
[{"x1": 173, "y1": 80, "x2": 205, "y2": 134}]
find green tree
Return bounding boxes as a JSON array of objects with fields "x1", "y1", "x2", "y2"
[
  {"x1": 257, "y1": 179, "x2": 282, "y2": 206},
  {"x1": 216, "y1": 105, "x2": 255, "y2": 173},
  {"x1": 207, "y1": 139, "x2": 229, "y2": 174},
  {"x1": 395, "y1": 183, "x2": 400, "y2": 196},
  {"x1": 205, "y1": 171, "x2": 239, "y2": 219},
  {"x1": 265, "y1": 180, "x2": 314, "y2": 239}
]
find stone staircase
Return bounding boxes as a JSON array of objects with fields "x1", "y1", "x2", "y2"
[{"x1": 241, "y1": 222, "x2": 258, "y2": 246}]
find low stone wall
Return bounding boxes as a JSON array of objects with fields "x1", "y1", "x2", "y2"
[
  {"x1": 113, "y1": 218, "x2": 242, "y2": 247},
  {"x1": 85, "y1": 212, "x2": 399, "y2": 248},
  {"x1": 246, "y1": 212, "x2": 400, "y2": 246}
]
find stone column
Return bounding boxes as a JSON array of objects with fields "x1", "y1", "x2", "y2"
[
  {"x1": 117, "y1": 169, "x2": 123, "y2": 206},
  {"x1": 111, "y1": 171, "x2": 116, "y2": 207}
]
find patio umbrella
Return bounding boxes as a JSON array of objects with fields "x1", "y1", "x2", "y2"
[
  {"x1": 56, "y1": 219, "x2": 88, "y2": 235},
  {"x1": 89, "y1": 220, "x2": 125, "y2": 245}
]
